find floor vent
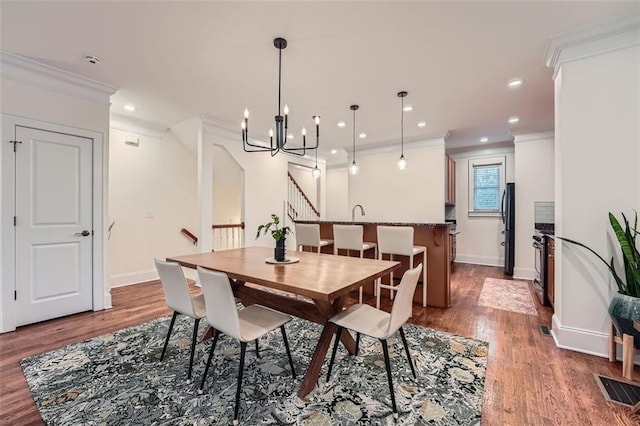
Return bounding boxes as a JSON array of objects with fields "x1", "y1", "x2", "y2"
[
  {"x1": 539, "y1": 325, "x2": 551, "y2": 336},
  {"x1": 595, "y1": 374, "x2": 640, "y2": 407}
]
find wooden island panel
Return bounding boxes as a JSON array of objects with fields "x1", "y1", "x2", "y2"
[{"x1": 296, "y1": 221, "x2": 452, "y2": 308}]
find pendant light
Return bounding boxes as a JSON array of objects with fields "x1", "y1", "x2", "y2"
[
  {"x1": 241, "y1": 37, "x2": 320, "y2": 156},
  {"x1": 397, "y1": 91, "x2": 408, "y2": 170},
  {"x1": 311, "y1": 147, "x2": 321, "y2": 179},
  {"x1": 349, "y1": 105, "x2": 359, "y2": 175}
]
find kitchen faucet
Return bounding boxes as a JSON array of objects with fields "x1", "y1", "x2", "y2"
[{"x1": 352, "y1": 204, "x2": 366, "y2": 221}]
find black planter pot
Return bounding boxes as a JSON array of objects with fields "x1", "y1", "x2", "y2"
[
  {"x1": 274, "y1": 238, "x2": 286, "y2": 262},
  {"x1": 609, "y1": 292, "x2": 640, "y2": 349}
]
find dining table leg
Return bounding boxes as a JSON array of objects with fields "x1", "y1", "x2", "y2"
[{"x1": 297, "y1": 297, "x2": 355, "y2": 399}]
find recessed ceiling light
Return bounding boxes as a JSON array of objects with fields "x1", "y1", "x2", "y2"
[
  {"x1": 337, "y1": 121, "x2": 346, "y2": 128},
  {"x1": 508, "y1": 78, "x2": 525, "y2": 89},
  {"x1": 508, "y1": 116, "x2": 520, "y2": 124},
  {"x1": 331, "y1": 149, "x2": 337, "y2": 154},
  {"x1": 417, "y1": 121, "x2": 427, "y2": 128},
  {"x1": 287, "y1": 134, "x2": 295, "y2": 139},
  {"x1": 124, "y1": 104, "x2": 136, "y2": 112},
  {"x1": 358, "y1": 132, "x2": 367, "y2": 139},
  {"x1": 480, "y1": 137, "x2": 489, "y2": 143},
  {"x1": 403, "y1": 105, "x2": 413, "y2": 112}
]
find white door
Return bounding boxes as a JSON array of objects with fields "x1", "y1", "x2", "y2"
[{"x1": 14, "y1": 126, "x2": 93, "y2": 326}]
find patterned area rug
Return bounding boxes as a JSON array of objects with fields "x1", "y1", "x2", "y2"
[
  {"x1": 477, "y1": 278, "x2": 538, "y2": 316},
  {"x1": 21, "y1": 314, "x2": 488, "y2": 425}
]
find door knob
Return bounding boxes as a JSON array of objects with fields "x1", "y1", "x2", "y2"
[{"x1": 75, "y1": 230, "x2": 91, "y2": 237}]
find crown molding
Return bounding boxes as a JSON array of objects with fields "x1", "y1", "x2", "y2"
[
  {"x1": 513, "y1": 130, "x2": 555, "y2": 144},
  {"x1": 448, "y1": 145, "x2": 514, "y2": 161},
  {"x1": 544, "y1": 14, "x2": 640, "y2": 79},
  {"x1": 110, "y1": 113, "x2": 168, "y2": 139},
  {"x1": 0, "y1": 51, "x2": 118, "y2": 104}
]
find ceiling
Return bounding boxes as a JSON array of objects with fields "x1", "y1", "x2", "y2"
[{"x1": 1, "y1": 1, "x2": 638, "y2": 156}]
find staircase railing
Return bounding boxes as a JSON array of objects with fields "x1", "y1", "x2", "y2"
[
  {"x1": 180, "y1": 228, "x2": 198, "y2": 245},
  {"x1": 212, "y1": 222, "x2": 245, "y2": 251},
  {"x1": 287, "y1": 172, "x2": 319, "y2": 222}
]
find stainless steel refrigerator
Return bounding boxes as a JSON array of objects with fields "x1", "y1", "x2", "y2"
[{"x1": 501, "y1": 182, "x2": 515, "y2": 275}]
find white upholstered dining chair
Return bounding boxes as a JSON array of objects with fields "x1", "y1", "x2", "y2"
[
  {"x1": 326, "y1": 264, "x2": 422, "y2": 417},
  {"x1": 376, "y1": 225, "x2": 427, "y2": 308},
  {"x1": 154, "y1": 258, "x2": 207, "y2": 382},
  {"x1": 295, "y1": 223, "x2": 333, "y2": 253},
  {"x1": 332, "y1": 224, "x2": 377, "y2": 303},
  {"x1": 197, "y1": 266, "x2": 296, "y2": 425}
]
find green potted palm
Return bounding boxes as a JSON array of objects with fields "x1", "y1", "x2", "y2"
[
  {"x1": 256, "y1": 214, "x2": 292, "y2": 262},
  {"x1": 559, "y1": 211, "x2": 640, "y2": 346}
]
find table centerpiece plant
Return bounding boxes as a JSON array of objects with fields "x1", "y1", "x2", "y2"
[
  {"x1": 256, "y1": 214, "x2": 292, "y2": 262},
  {"x1": 559, "y1": 211, "x2": 640, "y2": 347}
]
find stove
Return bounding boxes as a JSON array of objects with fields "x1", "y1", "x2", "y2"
[{"x1": 532, "y1": 224, "x2": 554, "y2": 307}]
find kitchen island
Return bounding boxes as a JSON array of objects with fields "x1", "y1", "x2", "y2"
[{"x1": 295, "y1": 220, "x2": 453, "y2": 308}]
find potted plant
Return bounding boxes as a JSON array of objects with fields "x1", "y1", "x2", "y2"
[
  {"x1": 256, "y1": 214, "x2": 292, "y2": 262},
  {"x1": 559, "y1": 211, "x2": 640, "y2": 346}
]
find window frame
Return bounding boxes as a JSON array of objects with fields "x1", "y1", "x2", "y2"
[{"x1": 467, "y1": 155, "x2": 506, "y2": 217}]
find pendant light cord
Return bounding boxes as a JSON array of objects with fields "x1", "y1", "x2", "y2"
[
  {"x1": 278, "y1": 47, "x2": 282, "y2": 116},
  {"x1": 401, "y1": 95, "x2": 404, "y2": 156},
  {"x1": 352, "y1": 108, "x2": 356, "y2": 162}
]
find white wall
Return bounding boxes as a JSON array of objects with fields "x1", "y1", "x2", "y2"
[
  {"x1": 108, "y1": 127, "x2": 198, "y2": 287},
  {"x1": 348, "y1": 140, "x2": 445, "y2": 223},
  {"x1": 552, "y1": 44, "x2": 640, "y2": 356},
  {"x1": 452, "y1": 148, "x2": 515, "y2": 266},
  {"x1": 513, "y1": 134, "x2": 555, "y2": 279},
  {"x1": 212, "y1": 145, "x2": 243, "y2": 225},
  {"x1": 326, "y1": 166, "x2": 349, "y2": 221}
]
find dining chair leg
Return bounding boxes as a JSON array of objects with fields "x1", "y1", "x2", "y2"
[
  {"x1": 161, "y1": 311, "x2": 179, "y2": 361},
  {"x1": 389, "y1": 254, "x2": 395, "y2": 300},
  {"x1": 327, "y1": 326, "x2": 343, "y2": 381},
  {"x1": 422, "y1": 252, "x2": 427, "y2": 307},
  {"x1": 380, "y1": 339, "x2": 398, "y2": 415},
  {"x1": 398, "y1": 327, "x2": 416, "y2": 379},
  {"x1": 255, "y1": 339, "x2": 260, "y2": 358},
  {"x1": 355, "y1": 332, "x2": 361, "y2": 356},
  {"x1": 234, "y1": 342, "x2": 248, "y2": 426},
  {"x1": 199, "y1": 330, "x2": 220, "y2": 392},
  {"x1": 280, "y1": 325, "x2": 296, "y2": 378},
  {"x1": 187, "y1": 318, "x2": 201, "y2": 381}
]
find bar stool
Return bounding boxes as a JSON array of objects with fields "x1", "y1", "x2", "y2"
[
  {"x1": 333, "y1": 224, "x2": 377, "y2": 303},
  {"x1": 295, "y1": 223, "x2": 333, "y2": 253},
  {"x1": 376, "y1": 226, "x2": 427, "y2": 309}
]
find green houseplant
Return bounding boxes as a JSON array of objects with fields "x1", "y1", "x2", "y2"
[
  {"x1": 256, "y1": 214, "x2": 292, "y2": 262},
  {"x1": 559, "y1": 211, "x2": 640, "y2": 346}
]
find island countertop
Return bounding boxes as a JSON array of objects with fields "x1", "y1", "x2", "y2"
[{"x1": 293, "y1": 220, "x2": 452, "y2": 308}]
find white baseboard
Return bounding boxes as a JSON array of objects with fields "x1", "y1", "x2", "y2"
[
  {"x1": 110, "y1": 269, "x2": 159, "y2": 288},
  {"x1": 103, "y1": 291, "x2": 112, "y2": 309},
  {"x1": 551, "y1": 314, "x2": 609, "y2": 358},
  {"x1": 455, "y1": 254, "x2": 503, "y2": 267},
  {"x1": 514, "y1": 267, "x2": 536, "y2": 281}
]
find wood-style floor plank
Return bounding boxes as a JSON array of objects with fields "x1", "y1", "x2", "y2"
[{"x1": 1, "y1": 263, "x2": 640, "y2": 424}]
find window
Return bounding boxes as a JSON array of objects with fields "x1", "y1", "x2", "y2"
[{"x1": 468, "y1": 156, "x2": 506, "y2": 216}]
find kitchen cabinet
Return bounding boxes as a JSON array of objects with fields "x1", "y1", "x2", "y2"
[
  {"x1": 546, "y1": 237, "x2": 555, "y2": 307},
  {"x1": 445, "y1": 155, "x2": 456, "y2": 205}
]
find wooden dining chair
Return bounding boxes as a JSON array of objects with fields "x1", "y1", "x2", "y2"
[
  {"x1": 197, "y1": 266, "x2": 296, "y2": 425},
  {"x1": 154, "y1": 258, "x2": 207, "y2": 382},
  {"x1": 326, "y1": 264, "x2": 422, "y2": 418}
]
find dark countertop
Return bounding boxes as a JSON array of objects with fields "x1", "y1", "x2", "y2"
[{"x1": 295, "y1": 220, "x2": 452, "y2": 227}]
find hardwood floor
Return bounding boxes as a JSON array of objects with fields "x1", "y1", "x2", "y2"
[{"x1": 1, "y1": 263, "x2": 638, "y2": 425}]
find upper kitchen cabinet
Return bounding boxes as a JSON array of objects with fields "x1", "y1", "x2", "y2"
[{"x1": 445, "y1": 155, "x2": 456, "y2": 205}]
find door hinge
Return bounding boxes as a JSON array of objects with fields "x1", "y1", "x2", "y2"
[
  {"x1": 13, "y1": 216, "x2": 17, "y2": 227},
  {"x1": 14, "y1": 290, "x2": 17, "y2": 301},
  {"x1": 9, "y1": 140, "x2": 22, "y2": 153}
]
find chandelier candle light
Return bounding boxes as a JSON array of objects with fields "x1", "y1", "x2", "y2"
[
  {"x1": 241, "y1": 38, "x2": 320, "y2": 157},
  {"x1": 397, "y1": 91, "x2": 408, "y2": 170},
  {"x1": 349, "y1": 105, "x2": 359, "y2": 175}
]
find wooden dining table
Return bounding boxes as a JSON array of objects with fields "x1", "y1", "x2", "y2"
[{"x1": 166, "y1": 246, "x2": 400, "y2": 398}]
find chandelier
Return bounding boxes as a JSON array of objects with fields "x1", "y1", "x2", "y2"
[{"x1": 241, "y1": 37, "x2": 320, "y2": 157}]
